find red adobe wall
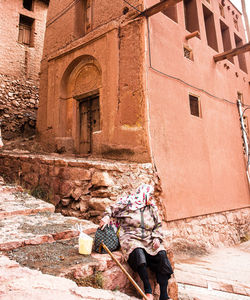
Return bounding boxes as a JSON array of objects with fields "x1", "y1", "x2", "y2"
[
  {"x1": 38, "y1": 0, "x2": 151, "y2": 162},
  {"x1": 145, "y1": 0, "x2": 250, "y2": 220}
]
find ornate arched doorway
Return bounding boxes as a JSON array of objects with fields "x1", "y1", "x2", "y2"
[{"x1": 60, "y1": 55, "x2": 102, "y2": 154}]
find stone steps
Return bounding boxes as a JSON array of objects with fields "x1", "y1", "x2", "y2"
[
  {"x1": 0, "y1": 181, "x2": 55, "y2": 217},
  {"x1": 0, "y1": 256, "x2": 139, "y2": 300},
  {"x1": 0, "y1": 178, "x2": 98, "y2": 251},
  {"x1": 0, "y1": 178, "x2": 178, "y2": 300}
]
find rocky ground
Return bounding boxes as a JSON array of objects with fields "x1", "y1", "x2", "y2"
[{"x1": 0, "y1": 177, "x2": 249, "y2": 300}]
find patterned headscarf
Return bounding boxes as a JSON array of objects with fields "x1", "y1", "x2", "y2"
[{"x1": 116, "y1": 184, "x2": 156, "y2": 211}]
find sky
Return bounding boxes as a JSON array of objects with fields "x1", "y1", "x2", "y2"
[{"x1": 230, "y1": 0, "x2": 250, "y2": 15}]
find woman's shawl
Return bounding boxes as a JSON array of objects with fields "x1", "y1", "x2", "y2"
[{"x1": 116, "y1": 184, "x2": 157, "y2": 211}]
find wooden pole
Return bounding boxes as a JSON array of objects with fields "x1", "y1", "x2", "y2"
[
  {"x1": 241, "y1": 0, "x2": 250, "y2": 41},
  {"x1": 185, "y1": 31, "x2": 200, "y2": 40},
  {"x1": 213, "y1": 42, "x2": 250, "y2": 62},
  {"x1": 100, "y1": 242, "x2": 149, "y2": 300},
  {"x1": 136, "y1": 0, "x2": 182, "y2": 18}
]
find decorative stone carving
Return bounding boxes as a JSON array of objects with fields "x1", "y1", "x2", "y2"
[{"x1": 73, "y1": 63, "x2": 101, "y2": 97}]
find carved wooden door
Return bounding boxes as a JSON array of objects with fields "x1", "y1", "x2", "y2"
[{"x1": 79, "y1": 95, "x2": 100, "y2": 154}]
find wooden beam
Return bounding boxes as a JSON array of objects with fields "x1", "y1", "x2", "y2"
[
  {"x1": 185, "y1": 31, "x2": 200, "y2": 40},
  {"x1": 136, "y1": 0, "x2": 182, "y2": 18},
  {"x1": 213, "y1": 42, "x2": 250, "y2": 62}
]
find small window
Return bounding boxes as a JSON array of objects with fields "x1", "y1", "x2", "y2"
[
  {"x1": 184, "y1": 0, "x2": 200, "y2": 33},
  {"x1": 220, "y1": 20, "x2": 233, "y2": 63},
  {"x1": 23, "y1": 0, "x2": 33, "y2": 11},
  {"x1": 74, "y1": 0, "x2": 92, "y2": 37},
  {"x1": 161, "y1": 0, "x2": 178, "y2": 23},
  {"x1": 85, "y1": 0, "x2": 92, "y2": 33},
  {"x1": 234, "y1": 34, "x2": 248, "y2": 73},
  {"x1": 202, "y1": 4, "x2": 218, "y2": 51},
  {"x1": 189, "y1": 95, "x2": 201, "y2": 117},
  {"x1": 184, "y1": 45, "x2": 194, "y2": 60},
  {"x1": 18, "y1": 15, "x2": 34, "y2": 46}
]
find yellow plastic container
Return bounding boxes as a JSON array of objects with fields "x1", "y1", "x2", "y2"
[{"x1": 78, "y1": 233, "x2": 93, "y2": 255}]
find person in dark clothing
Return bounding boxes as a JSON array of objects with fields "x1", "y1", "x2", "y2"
[{"x1": 100, "y1": 184, "x2": 173, "y2": 300}]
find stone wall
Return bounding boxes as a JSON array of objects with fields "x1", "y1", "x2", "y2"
[
  {"x1": 166, "y1": 207, "x2": 250, "y2": 254},
  {"x1": 0, "y1": 74, "x2": 39, "y2": 140},
  {"x1": 0, "y1": 151, "x2": 156, "y2": 223}
]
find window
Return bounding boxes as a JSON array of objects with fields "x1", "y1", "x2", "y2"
[
  {"x1": 23, "y1": 0, "x2": 33, "y2": 11},
  {"x1": 18, "y1": 15, "x2": 34, "y2": 46},
  {"x1": 184, "y1": 45, "x2": 193, "y2": 60},
  {"x1": 189, "y1": 95, "x2": 201, "y2": 117},
  {"x1": 202, "y1": 5, "x2": 218, "y2": 51},
  {"x1": 161, "y1": 0, "x2": 178, "y2": 23},
  {"x1": 74, "y1": 0, "x2": 92, "y2": 37},
  {"x1": 184, "y1": 0, "x2": 200, "y2": 33},
  {"x1": 234, "y1": 34, "x2": 248, "y2": 73},
  {"x1": 85, "y1": 0, "x2": 92, "y2": 33},
  {"x1": 220, "y1": 20, "x2": 233, "y2": 63}
]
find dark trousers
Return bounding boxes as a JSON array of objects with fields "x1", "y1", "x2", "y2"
[{"x1": 128, "y1": 248, "x2": 173, "y2": 300}]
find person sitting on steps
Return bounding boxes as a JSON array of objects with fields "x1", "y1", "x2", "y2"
[{"x1": 99, "y1": 184, "x2": 173, "y2": 300}]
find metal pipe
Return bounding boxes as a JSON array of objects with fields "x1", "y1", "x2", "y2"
[
  {"x1": 237, "y1": 100, "x2": 250, "y2": 184},
  {"x1": 100, "y1": 242, "x2": 149, "y2": 300}
]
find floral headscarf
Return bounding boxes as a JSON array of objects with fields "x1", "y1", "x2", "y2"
[{"x1": 116, "y1": 184, "x2": 156, "y2": 211}]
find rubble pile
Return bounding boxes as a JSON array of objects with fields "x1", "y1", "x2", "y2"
[{"x1": 0, "y1": 74, "x2": 39, "y2": 140}]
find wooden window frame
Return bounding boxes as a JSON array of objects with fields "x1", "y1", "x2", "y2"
[
  {"x1": 18, "y1": 15, "x2": 34, "y2": 47},
  {"x1": 189, "y1": 94, "x2": 202, "y2": 118},
  {"x1": 184, "y1": 45, "x2": 194, "y2": 60}
]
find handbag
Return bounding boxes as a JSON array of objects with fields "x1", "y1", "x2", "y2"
[{"x1": 93, "y1": 225, "x2": 120, "y2": 253}]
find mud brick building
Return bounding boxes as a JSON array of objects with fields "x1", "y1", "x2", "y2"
[
  {"x1": 37, "y1": 0, "x2": 249, "y2": 233},
  {"x1": 0, "y1": 0, "x2": 49, "y2": 139}
]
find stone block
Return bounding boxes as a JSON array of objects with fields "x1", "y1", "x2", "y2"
[
  {"x1": 58, "y1": 167, "x2": 70, "y2": 180},
  {"x1": 23, "y1": 173, "x2": 39, "y2": 186},
  {"x1": 69, "y1": 168, "x2": 92, "y2": 181},
  {"x1": 52, "y1": 194, "x2": 61, "y2": 206},
  {"x1": 91, "y1": 188, "x2": 112, "y2": 198},
  {"x1": 61, "y1": 197, "x2": 71, "y2": 206},
  {"x1": 88, "y1": 198, "x2": 112, "y2": 211},
  {"x1": 52, "y1": 178, "x2": 61, "y2": 194},
  {"x1": 39, "y1": 165, "x2": 48, "y2": 176},
  {"x1": 71, "y1": 201, "x2": 80, "y2": 210},
  {"x1": 92, "y1": 171, "x2": 114, "y2": 187},
  {"x1": 60, "y1": 181, "x2": 73, "y2": 197},
  {"x1": 21, "y1": 162, "x2": 31, "y2": 173},
  {"x1": 79, "y1": 199, "x2": 89, "y2": 212},
  {"x1": 71, "y1": 187, "x2": 83, "y2": 200}
]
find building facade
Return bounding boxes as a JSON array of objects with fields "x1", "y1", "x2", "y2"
[
  {"x1": 37, "y1": 0, "x2": 250, "y2": 222},
  {"x1": 0, "y1": 0, "x2": 49, "y2": 139}
]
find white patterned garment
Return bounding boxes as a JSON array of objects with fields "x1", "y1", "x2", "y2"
[{"x1": 103, "y1": 184, "x2": 165, "y2": 260}]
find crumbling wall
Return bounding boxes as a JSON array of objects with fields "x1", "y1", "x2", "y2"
[{"x1": 0, "y1": 74, "x2": 39, "y2": 140}]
